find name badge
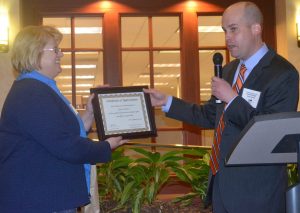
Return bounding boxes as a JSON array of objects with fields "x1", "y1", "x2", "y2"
[{"x1": 242, "y1": 88, "x2": 261, "y2": 108}]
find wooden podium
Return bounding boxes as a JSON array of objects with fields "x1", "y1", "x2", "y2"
[{"x1": 225, "y1": 112, "x2": 300, "y2": 213}]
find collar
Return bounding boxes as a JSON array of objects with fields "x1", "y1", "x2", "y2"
[
  {"x1": 240, "y1": 43, "x2": 269, "y2": 72},
  {"x1": 17, "y1": 70, "x2": 57, "y2": 88}
]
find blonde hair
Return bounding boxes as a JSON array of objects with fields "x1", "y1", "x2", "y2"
[{"x1": 11, "y1": 25, "x2": 63, "y2": 73}]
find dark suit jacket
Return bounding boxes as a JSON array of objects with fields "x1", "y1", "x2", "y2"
[
  {"x1": 166, "y1": 49, "x2": 299, "y2": 213},
  {"x1": 0, "y1": 79, "x2": 112, "y2": 212}
]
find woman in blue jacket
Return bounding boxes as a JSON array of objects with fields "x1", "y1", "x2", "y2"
[{"x1": 0, "y1": 25, "x2": 127, "y2": 213}]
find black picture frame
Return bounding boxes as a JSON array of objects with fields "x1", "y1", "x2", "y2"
[{"x1": 90, "y1": 86, "x2": 157, "y2": 140}]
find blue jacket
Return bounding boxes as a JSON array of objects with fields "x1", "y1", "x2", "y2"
[{"x1": 0, "y1": 79, "x2": 111, "y2": 212}]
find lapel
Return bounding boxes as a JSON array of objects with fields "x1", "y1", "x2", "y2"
[
  {"x1": 223, "y1": 48, "x2": 276, "y2": 94},
  {"x1": 242, "y1": 49, "x2": 275, "y2": 90},
  {"x1": 224, "y1": 59, "x2": 239, "y2": 85},
  {"x1": 216, "y1": 60, "x2": 239, "y2": 114},
  {"x1": 216, "y1": 49, "x2": 276, "y2": 117}
]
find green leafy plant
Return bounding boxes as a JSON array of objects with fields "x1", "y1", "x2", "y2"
[
  {"x1": 172, "y1": 148, "x2": 210, "y2": 206},
  {"x1": 127, "y1": 148, "x2": 186, "y2": 208},
  {"x1": 98, "y1": 147, "x2": 210, "y2": 213},
  {"x1": 97, "y1": 148, "x2": 133, "y2": 203},
  {"x1": 98, "y1": 147, "x2": 298, "y2": 212}
]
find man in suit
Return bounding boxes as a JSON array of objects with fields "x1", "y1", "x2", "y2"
[{"x1": 144, "y1": 2, "x2": 299, "y2": 213}]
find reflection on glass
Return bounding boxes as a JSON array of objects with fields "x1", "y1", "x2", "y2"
[
  {"x1": 56, "y1": 52, "x2": 72, "y2": 103},
  {"x1": 153, "y1": 51, "x2": 180, "y2": 98},
  {"x1": 75, "y1": 52, "x2": 103, "y2": 109},
  {"x1": 75, "y1": 17, "x2": 102, "y2": 48},
  {"x1": 122, "y1": 51, "x2": 149, "y2": 87},
  {"x1": 121, "y1": 16, "x2": 183, "y2": 144},
  {"x1": 121, "y1": 17, "x2": 149, "y2": 47},
  {"x1": 201, "y1": 129, "x2": 214, "y2": 146},
  {"x1": 43, "y1": 17, "x2": 103, "y2": 141},
  {"x1": 198, "y1": 16, "x2": 225, "y2": 47},
  {"x1": 153, "y1": 50, "x2": 181, "y2": 130},
  {"x1": 155, "y1": 109, "x2": 181, "y2": 128},
  {"x1": 43, "y1": 17, "x2": 71, "y2": 49},
  {"x1": 152, "y1": 17, "x2": 179, "y2": 48}
]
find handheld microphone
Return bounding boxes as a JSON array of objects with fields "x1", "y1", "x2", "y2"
[{"x1": 213, "y1": 52, "x2": 223, "y2": 104}]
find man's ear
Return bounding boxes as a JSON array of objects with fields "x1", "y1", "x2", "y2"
[{"x1": 252, "y1": 23, "x2": 262, "y2": 34}]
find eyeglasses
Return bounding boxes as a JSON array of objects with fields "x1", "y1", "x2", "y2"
[{"x1": 43, "y1": 47, "x2": 62, "y2": 54}]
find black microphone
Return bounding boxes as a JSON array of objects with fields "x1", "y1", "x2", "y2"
[{"x1": 213, "y1": 52, "x2": 223, "y2": 104}]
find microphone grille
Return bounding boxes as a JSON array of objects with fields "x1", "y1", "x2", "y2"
[{"x1": 213, "y1": 52, "x2": 223, "y2": 65}]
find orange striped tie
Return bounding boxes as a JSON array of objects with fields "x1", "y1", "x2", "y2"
[
  {"x1": 209, "y1": 64, "x2": 247, "y2": 175},
  {"x1": 233, "y1": 64, "x2": 247, "y2": 94}
]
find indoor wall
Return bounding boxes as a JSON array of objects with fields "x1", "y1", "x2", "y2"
[
  {"x1": 276, "y1": 0, "x2": 300, "y2": 110},
  {"x1": 0, "y1": 0, "x2": 19, "y2": 110},
  {"x1": 1, "y1": 0, "x2": 300, "y2": 141}
]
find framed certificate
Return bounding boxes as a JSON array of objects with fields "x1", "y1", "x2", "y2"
[{"x1": 90, "y1": 86, "x2": 157, "y2": 140}]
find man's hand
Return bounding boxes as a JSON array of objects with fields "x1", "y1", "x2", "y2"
[
  {"x1": 143, "y1": 88, "x2": 168, "y2": 107},
  {"x1": 211, "y1": 77, "x2": 237, "y2": 103}
]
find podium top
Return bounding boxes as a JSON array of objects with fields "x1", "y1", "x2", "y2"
[{"x1": 226, "y1": 112, "x2": 300, "y2": 166}]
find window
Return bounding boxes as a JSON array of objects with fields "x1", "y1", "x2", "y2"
[
  {"x1": 121, "y1": 16, "x2": 183, "y2": 146},
  {"x1": 43, "y1": 16, "x2": 103, "y2": 109},
  {"x1": 43, "y1": 16, "x2": 103, "y2": 140},
  {"x1": 198, "y1": 15, "x2": 227, "y2": 146}
]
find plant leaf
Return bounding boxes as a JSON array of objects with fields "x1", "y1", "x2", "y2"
[
  {"x1": 132, "y1": 188, "x2": 145, "y2": 213},
  {"x1": 120, "y1": 181, "x2": 136, "y2": 206}
]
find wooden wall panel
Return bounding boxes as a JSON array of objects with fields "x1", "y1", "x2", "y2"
[{"x1": 103, "y1": 11, "x2": 122, "y2": 86}]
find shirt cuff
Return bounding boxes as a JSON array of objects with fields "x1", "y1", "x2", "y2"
[{"x1": 162, "y1": 96, "x2": 173, "y2": 112}]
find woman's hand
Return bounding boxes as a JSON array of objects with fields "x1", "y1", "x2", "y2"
[
  {"x1": 81, "y1": 85, "x2": 110, "y2": 131},
  {"x1": 106, "y1": 136, "x2": 128, "y2": 150},
  {"x1": 81, "y1": 94, "x2": 95, "y2": 131},
  {"x1": 85, "y1": 93, "x2": 94, "y2": 115}
]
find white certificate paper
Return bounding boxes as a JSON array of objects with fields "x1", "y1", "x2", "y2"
[{"x1": 98, "y1": 92, "x2": 150, "y2": 135}]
